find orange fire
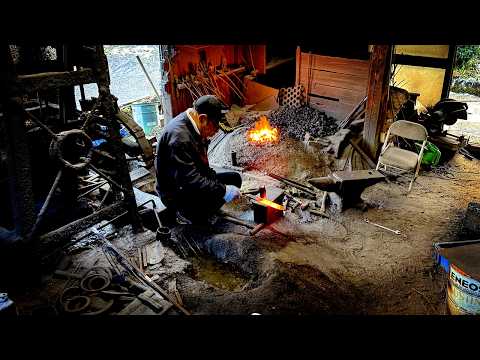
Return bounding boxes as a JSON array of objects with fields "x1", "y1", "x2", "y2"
[
  {"x1": 246, "y1": 116, "x2": 279, "y2": 145},
  {"x1": 255, "y1": 196, "x2": 285, "y2": 211}
]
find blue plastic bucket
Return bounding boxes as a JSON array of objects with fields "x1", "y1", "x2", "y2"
[{"x1": 131, "y1": 103, "x2": 158, "y2": 136}]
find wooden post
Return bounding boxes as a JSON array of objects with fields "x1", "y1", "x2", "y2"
[
  {"x1": 363, "y1": 45, "x2": 393, "y2": 159},
  {"x1": 441, "y1": 44, "x2": 457, "y2": 99},
  {"x1": 295, "y1": 46, "x2": 301, "y2": 86}
]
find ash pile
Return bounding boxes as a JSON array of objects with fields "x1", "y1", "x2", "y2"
[{"x1": 269, "y1": 105, "x2": 339, "y2": 140}]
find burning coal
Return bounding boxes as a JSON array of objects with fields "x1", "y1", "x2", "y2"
[{"x1": 246, "y1": 116, "x2": 279, "y2": 145}]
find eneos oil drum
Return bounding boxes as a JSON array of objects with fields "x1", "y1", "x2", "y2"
[{"x1": 447, "y1": 263, "x2": 480, "y2": 315}]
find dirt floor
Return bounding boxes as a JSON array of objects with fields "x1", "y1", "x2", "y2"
[
  {"x1": 9, "y1": 101, "x2": 480, "y2": 315},
  {"x1": 202, "y1": 109, "x2": 480, "y2": 315},
  {"x1": 264, "y1": 154, "x2": 480, "y2": 314},
  {"x1": 15, "y1": 153, "x2": 477, "y2": 316}
]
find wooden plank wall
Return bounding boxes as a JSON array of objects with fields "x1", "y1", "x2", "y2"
[{"x1": 296, "y1": 48, "x2": 369, "y2": 120}]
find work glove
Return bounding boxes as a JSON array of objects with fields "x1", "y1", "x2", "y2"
[{"x1": 223, "y1": 185, "x2": 241, "y2": 203}]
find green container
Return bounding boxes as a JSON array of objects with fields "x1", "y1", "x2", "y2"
[
  {"x1": 415, "y1": 141, "x2": 441, "y2": 167},
  {"x1": 131, "y1": 102, "x2": 158, "y2": 136}
]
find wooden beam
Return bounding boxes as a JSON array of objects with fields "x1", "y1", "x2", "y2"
[
  {"x1": 14, "y1": 69, "x2": 96, "y2": 93},
  {"x1": 442, "y1": 45, "x2": 457, "y2": 99},
  {"x1": 393, "y1": 54, "x2": 449, "y2": 69},
  {"x1": 363, "y1": 45, "x2": 393, "y2": 159}
]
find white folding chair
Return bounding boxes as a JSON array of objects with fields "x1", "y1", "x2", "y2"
[{"x1": 376, "y1": 120, "x2": 428, "y2": 192}]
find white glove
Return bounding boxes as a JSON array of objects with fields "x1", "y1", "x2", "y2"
[{"x1": 223, "y1": 185, "x2": 241, "y2": 203}]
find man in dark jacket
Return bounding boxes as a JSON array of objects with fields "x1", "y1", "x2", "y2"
[{"x1": 155, "y1": 95, "x2": 242, "y2": 226}]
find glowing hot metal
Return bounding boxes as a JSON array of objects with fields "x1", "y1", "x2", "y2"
[{"x1": 255, "y1": 196, "x2": 285, "y2": 211}]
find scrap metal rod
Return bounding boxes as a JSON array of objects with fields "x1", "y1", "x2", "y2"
[
  {"x1": 220, "y1": 214, "x2": 255, "y2": 229},
  {"x1": 77, "y1": 181, "x2": 108, "y2": 199},
  {"x1": 142, "y1": 199, "x2": 163, "y2": 228},
  {"x1": 29, "y1": 169, "x2": 63, "y2": 239},
  {"x1": 95, "y1": 229, "x2": 191, "y2": 315},
  {"x1": 266, "y1": 172, "x2": 317, "y2": 196},
  {"x1": 88, "y1": 163, "x2": 127, "y2": 193},
  {"x1": 63, "y1": 199, "x2": 154, "y2": 248},
  {"x1": 23, "y1": 107, "x2": 58, "y2": 139},
  {"x1": 97, "y1": 186, "x2": 111, "y2": 210},
  {"x1": 136, "y1": 55, "x2": 162, "y2": 100}
]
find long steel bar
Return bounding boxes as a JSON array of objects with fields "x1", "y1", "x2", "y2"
[
  {"x1": 77, "y1": 181, "x2": 108, "y2": 199},
  {"x1": 29, "y1": 169, "x2": 63, "y2": 239}
]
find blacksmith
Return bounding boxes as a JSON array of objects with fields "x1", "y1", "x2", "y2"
[{"x1": 155, "y1": 95, "x2": 242, "y2": 226}]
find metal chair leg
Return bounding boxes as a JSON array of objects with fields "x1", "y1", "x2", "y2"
[{"x1": 408, "y1": 175, "x2": 415, "y2": 193}]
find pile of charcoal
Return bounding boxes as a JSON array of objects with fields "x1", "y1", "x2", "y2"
[{"x1": 269, "y1": 105, "x2": 339, "y2": 140}]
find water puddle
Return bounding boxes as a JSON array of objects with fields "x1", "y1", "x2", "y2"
[{"x1": 188, "y1": 256, "x2": 249, "y2": 292}]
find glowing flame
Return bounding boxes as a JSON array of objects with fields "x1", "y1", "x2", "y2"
[
  {"x1": 247, "y1": 116, "x2": 279, "y2": 145},
  {"x1": 255, "y1": 196, "x2": 285, "y2": 211}
]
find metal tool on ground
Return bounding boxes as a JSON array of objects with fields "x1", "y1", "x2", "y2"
[
  {"x1": 93, "y1": 228, "x2": 191, "y2": 315},
  {"x1": 266, "y1": 172, "x2": 317, "y2": 197},
  {"x1": 250, "y1": 223, "x2": 266, "y2": 236},
  {"x1": 284, "y1": 193, "x2": 302, "y2": 210},
  {"x1": 118, "y1": 289, "x2": 172, "y2": 315},
  {"x1": 300, "y1": 201, "x2": 310, "y2": 211},
  {"x1": 309, "y1": 208, "x2": 330, "y2": 218},
  {"x1": 219, "y1": 213, "x2": 255, "y2": 229},
  {"x1": 364, "y1": 218, "x2": 401, "y2": 235},
  {"x1": 319, "y1": 191, "x2": 327, "y2": 213}
]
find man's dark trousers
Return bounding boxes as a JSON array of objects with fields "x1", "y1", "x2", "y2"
[{"x1": 159, "y1": 170, "x2": 241, "y2": 226}]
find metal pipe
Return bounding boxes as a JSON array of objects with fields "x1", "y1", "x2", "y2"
[
  {"x1": 77, "y1": 181, "x2": 108, "y2": 199},
  {"x1": 97, "y1": 185, "x2": 111, "y2": 210},
  {"x1": 22, "y1": 106, "x2": 58, "y2": 138},
  {"x1": 29, "y1": 169, "x2": 63, "y2": 239},
  {"x1": 136, "y1": 55, "x2": 161, "y2": 101},
  {"x1": 266, "y1": 172, "x2": 317, "y2": 196},
  {"x1": 249, "y1": 223, "x2": 266, "y2": 235},
  {"x1": 220, "y1": 215, "x2": 255, "y2": 229},
  {"x1": 137, "y1": 198, "x2": 163, "y2": 229}
]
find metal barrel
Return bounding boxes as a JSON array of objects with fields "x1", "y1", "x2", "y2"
[{"x1": 131, "y1": 102, "x2": 158, "y2": 136}]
